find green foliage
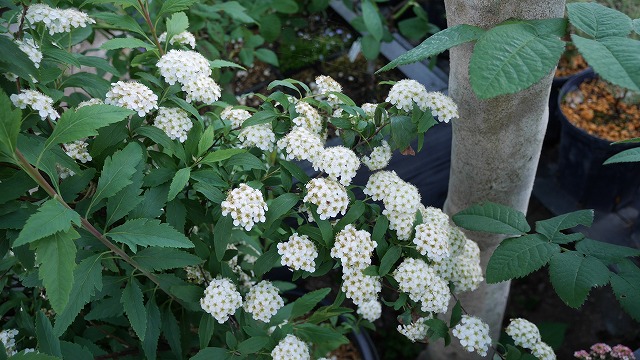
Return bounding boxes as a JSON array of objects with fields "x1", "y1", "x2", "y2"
[
  {"x1": 452, "y1": 201, "x2": 530, "y2": 235},
  {"x1": 107, "y1": 218, "x2": 194, "y2": 252},
  {"x1": 13, "y1": 200, "x2": 81, "y2": 247},
  {"x1": 604, "y1": 147, "x2": 640, "y2": 164},
  {"x1": 549, "y1": 252, "x2": 610, "y2": 308},
  {"x1": 35, "y1": 230, "x2": 79, "y2": 313},
  {"x1": 486, "y1": 235, "x2": 560, "y2": 283}
]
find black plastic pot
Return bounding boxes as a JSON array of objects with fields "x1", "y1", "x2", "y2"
[
  {"x1": 556, "y1": 69, "x2": 640, "y2": 211},
  {"x1": 546, "y1": 67, "x2": 591, "y2": 144}
]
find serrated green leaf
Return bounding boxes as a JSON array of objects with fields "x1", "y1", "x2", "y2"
[
  {"x1": 238, "y1": 336, "x2": 269, "y2": 355},
  {"x1": 142, "y1": 299, "x2": 162, "y2": 360},
  {"x1": 35, "y1": 230, "x2": 78, "y2": 313},
  {"x1": 362, "y1": 0, "x2": 383, "y2": 41},
  {"x1": 470, "y1": 23, "x2": 565, "y2": 99},
  {"x1": 535, "y1": 209, "x2": 593, "y2": 242},
  {"x1": 93, "y1": 12, "x2": 146, "y2": 37},
  {"x1": 567, "y1": 2, "x2": 632, "y2": 38},
  {"x1": 291, "y1": 288, "x2": 330, "y2": 318},
  {"x1": 0, "y1": 89, "x2": 21, "y2": 160},
  {"x1": 523, "y1": 18, "x2": 568, "y2": 37},
  {"x1": 121, "y1": 278, "x2": 147, "y2": 341},
  {"x1": 486, "y1": 234, "x2": 560, "y2": 283},
  {"x1": 108, "y1": 218, "x2": 193, "y2": 252},
  {"x1": 90, "y1": 142, "x2": 143, "y2": 210},
  {"x1": 200, "y1": 148, "x2": 245, "y2": 165},
  {"x1": 576, "y1": 238, "x2": 640, "y2": 264},
  {"x1": 100, "y1": 37, "x2": 155, "y2": 50},
  {"x1": 0, "y1": 36, "x2": 38, "y2": 81},
  {"x1": 162, "y1": 307, "x2": 182, "y2": 358},
  {"x1": 54, "y1": 254, "x2": 103, "y2": 335},
  {"x1": 160, "y1": 0, "x2": 199, "y2": 17},
  {"x1": 610, "y1": 260, "x2": 640, "y2": 321},
  {"x1": 390, "y1": 115, "x2": 416, "y2": 150},
  {"x1": 10, "y1": 353, "x2": 62, "y2": 360},
  {"x1": 13, "y1": 199, "x2": 81, "y2": 247},
  {"x1": 379, "y1": 245, "x2": 401, "y2": 276},
  {"x1": 549, "y1": 252, "x2": 610, "y2": 308},
  {"x1": 209, "y1": 59, "x2": 245, "y2": 70},
  {"x1": 106, "y1": 176, "x2": 144, "y2": 227},
  {"x1": 60, "y1": 341, "x2": 93, "y2": 360},
  {"x1": 191, "y1": 347, "x2": 230, "y2": 360},
  {"x1": 378, "y1": 24, "x2": 484, "y2": 72},
  {"x1": 572, "y1": 35, "x2": 640, "y2": 92},
  {"x1": 453, "y1": 202, "x2": 530, "y2": 235},
  {"x1": 134, "y1": 247, "x2": 202, "y2": 271},
  {"x1": 168, "y1": 168, "x2": 191, "y2": 201},
  {"x1": 604, "y1": 147, "x2": 640, "y2": 164},
  {"x1": 36, "y1": 311, "x2": 62, "y2": 357},
  {"x1": 43, "y1": 47, "x2": 81, "y2": 67},
  {"x1": 424, "y1": 318, "x2": 449, "y2": 341},
  {"x1": 166, "y1": 12, "x2": 189, "y2": 44}
]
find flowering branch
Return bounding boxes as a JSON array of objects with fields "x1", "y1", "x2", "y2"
[{"x1": 137, "y1": 0, "x2": 164, "y2": 56}]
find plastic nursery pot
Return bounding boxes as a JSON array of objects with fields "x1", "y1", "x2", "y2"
[
  {"x1": 556, "y1": 69, "x2": 640, "y2": 211},
  {"x1": 546, "y1": 66, "x2": 592, "y2": 144}
]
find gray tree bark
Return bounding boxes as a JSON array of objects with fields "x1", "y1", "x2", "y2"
[{"x1": 422, "y1": 0, "x2": 566, "y2": 359}]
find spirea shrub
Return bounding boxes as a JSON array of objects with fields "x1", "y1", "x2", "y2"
[{"x1": 0, "y1": 1, "x2": 557, "y2": 359}]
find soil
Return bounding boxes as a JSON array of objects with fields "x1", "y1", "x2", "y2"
[
  {"x1": 555, "y1": 51, "x2": 588, "y2": 78},
  {"x1": 561, "y1": 77, "x2": 640, "y2": 142}
]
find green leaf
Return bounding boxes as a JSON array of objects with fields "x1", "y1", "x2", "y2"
[
  {"x1": 291, "y1": 288, "x2": 330, "y2": 318},
  {"x1": 209, "y1": 59, "x2": 245, "y2": 70},
  {"x1": 398, "y1": 17, "x2": 433, "y2": 41},
  {"x1": 226, "y1": 152, "x2": 265, "y2": 171},
  {"x1": 260, "y1": 14, "x2": 281, "y2": 42},
  {"x1": 360, "y1": 34, "x2": 381, "y2": 60},
  {"x1": 362, "y1": 0, "x2": 383, "y2": 41},
  {"x1": 265, "y1": 193, "x2": 299, "y2": 227},
  {"x1": 198, "y1": 127, "x2": 215, "y2": 157},
  {"x1": 424, "y1": 318, "x2": 450, "y2": 342},
  {"x1": 159, "y1": 0, "x2": 199, "y2": 17},
  {"x1": 610, "y1": 260, "x2": 640, "y2": 321},
  {"x1": 390, "y1": 115, "x2": 416, "y2": 150},
  {"x1": 60, "y1": 341, "x2": 93, "y2": 360},
  {"x1": 198, "y1": 314, "x2": 216, "y2": 349},
  {"x1": 161, "y1": 307, "x2": 182, "y2": 359},
  {"x1": 453, "y1": 202, "x2": 530, "y2": 235},
  {"x1": 470, "y1": 23, "x2": 565, "y2": 99},
  {"x1": 279, "y1": 159, "x2": 310, "y2": 183},
  {"x1": 255, "y1": 48, "x2": 279, "y2": 66},
  {"x1": 44, "y1": 105, "x2": 134, "y2": 151},
  {"x1": 243, "y1": 111, "x2": 276, "y2": 127},
  {"x1": 575, "y1": 238, "x2": 640, "y2": 264},
  {"x1": 54, "y1": 254, "x2": 103, "y2": 336},
  {"x1": 106, "y1": 173, "x2": 144, "y2": 227},
  {"x1": 191, "y1": 347, "x2": 230, "y2": 360},
  {"x1": 567, "y1": 2, "x2": 632, "y2": 38},
  {"x1": 486, "y1": 234, "x2": 560, "y2": 283},
  {"x1": 335, "y1": 201, "x2": 366, "y2": 233},
  {"x1": 43, "y1": 47, "x2": 81, "y2": 67},
  {"x1": 108, "y1": 218, "x2": 193, "y2": 252},
  {"x1": 166, "y1": 12, "x2": 189, "y2": 44},
  {"x1": 36, "y1": 311, "x2": 62, "y2": 357},
  {"x1": 549, "y1": 252, "x2": 610, "y2": 308},
  {"x1": 450, "y1": 300, "x2": 463, "y2": 327},
  {"x1": 294, "y1": 323, "x2": 349, "y2": 353},
  {"x1": 634, "y1": 19, "x2": 640, "y2": 35},
  {"x1": 379, "y1": 245, "x2": 402, "y2": 276},
  {"x1": 142, "y1": 299, "x2": 162, "y2": 360},
  {"x1": 0, "y1": 36, "x2": 38, "y2": 81},
  {"x1": 203, "y1": 2, "x2": 255, "y2": 23},
  {"x1": 121, "y1": 278, "x2": 147, "y2": 341},
  {"x1": 214, "y1": 216, "x2": 233, "y2": 262},
  {"x1": 272, "y1": 0, "x2": 298, "y2": 14},
  {"x1": 535, "y1": 209, "x2": 593, "y2": 242},
  {"x1": 238, "y1": 336, "x2": 269, "y2": 355},
  {"x1": 525, "y1": 18, "x2": 568, "y2": 37},
  {"x1": 378, "y1": 24, "x2": 484, "y2": 72},
  {"x1": 13, "y1": 199, "x2": 81, "y2": 247},
  {"x1": 35, "y1": 230, "x2": 78, "y2": 313},
  {"x1": 200, "y1": 148, "x2": 246, "y2": 165},
  {"x1": 168, "y1": 168, "x2": 191, "y2": 201},
  {"x1": 100, "y1": 37, "x2": 155, "y2": 50},
  {"x1": 5, "y1": 353, "x2": 60, "y2": 360},
  {"x1": 572, "y1": 35, "x2": 640, "y2": 92},
  {"x1": 91, "y1": 142, "x2": 143, "y2": 209},
  {"x1": 604, "y1": 147, "x2": 640, "y2": 164},
  {"x1": 134, "y1": 247, "x2": 202, "y2": 271},
  {"x1": 93, "y1": 12, "x2": 146, "y2": 37},
  {"x1": 0, "y1": 89, "x2": 21, "y2": 159},
  {"x1": 253, "y1": 246, "x2": 281, "y2": 277}
]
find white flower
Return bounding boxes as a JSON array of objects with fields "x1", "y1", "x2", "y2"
[
  {"x1": 432, "y1": 239, "x2": 483, "y2": 293},
  {"x1": 314, "y1": 75, "x2": 343, "y2": 106},
  {"x1": 361, "y1": 103, "x2": 378, "y2": 118},
  {"x1": 157, "y1": 49, "x2": 211, "y2": 85},
  {"x1": 506, "y1": 318, "x2": 542, "y2": 350},
  {"x1": 0, "y1": 329, "x2": 18, "y2": 356},
  {"x1": 16, "y1": 38, "x2": 42, "y2": 68},
  {"x1": 154, "y1": 107, "x2": 193, "y2": 143},
  {"x1": 386, "y1": 79, "x2": 430, "y2": 112},
  {"x1": 200, "y1": 278, "x2": 243, "y2": 324},
  {"x1": 331, "y1": 225, "x2": 375, "y2": 269},
  {"x1": 77, "y1": 98, "x2": 103, "y2": 108},
  {"x1": 397, "y1": 317, "x2": 431, "y2": 342},
  {"x1": 341, "y1": 267, "x2": 381, "y2": 306},
  {"x1": 424, "y1": 91, "x2": 458, "y2": 123},
  {"x1": 277, "y1": 233, "x2": 318, "y2": 272},
  {"x1": 221, "y1": 184, "x2": 268, "y2": 231},
  {"x1": 271, "y1": 334, "x2": 310, "y2": 360},
  {"x1": 448, "y1": 225, "x2": 469, "y2": 258},
  {"x1": 413, "y1": 222, "x2": 451, "y2": 261},
  {"x1": 277, "y1": 127, "x2": 324, "y2": 163},
  {"x1": 181, "y1": 76, "x2": 221, "y2": 104},
  {"x1": 105, "y1": 81, "x2": 158, "y2": 117},
  {"x1": 293, "y1": 101, "x2": 323, "y2": 133},
  {"x1": 362, "y1": 140, "x2": 391, "y2": 171},
  {"x1": 221, "y1": 106, "x2": 252, "y2": 128},
  {"x1": 238, "y1": 124, "x2": 275, "y2": 151},
  {"x1": 312, "y1": 146, "x2": 360, "y2": 186},
  {"x1": 357, "y1": 300, "x2": 382, "y2": 322},
  {"x1": 451, "y1": 315, "x2": 492, "y2": 357},
  {"x1": 243, "y1": 281, "x2": 284, "y2": 323},
  {"x1": 532, "y1": 342, "x2": 556, "y2": 360},
  {"x1": 303, "y1": 178, "x2": 349, "y2": 220},
  {"x1": 64, "y1": 140, "x2": 92, "y2": 163},
  {"x1": 10, "y1": 89, "x2": 59, "y2": 121},
  {"x1": 158, "y1": 31, "x2": 196, "y2": 49},
  {"x1": 185, "y1": 266, "x2": 210, "y2": 284},
  {"x1": 393, "y1": 258, "x2": 450, "y2": 314},
  {"x1": 25, "y1": 4, "x2": 95, "y2": 35},
  {"x1": 363, "y1": 170, "x2": 401, "y2": 201},
  {"x1": 57, "y1": 164, "x2": 74, "y2": 179}
]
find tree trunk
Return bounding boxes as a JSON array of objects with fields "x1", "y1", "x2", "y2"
[{"x1": 423, "y1": 0, "x2": 566, "y2": 359}]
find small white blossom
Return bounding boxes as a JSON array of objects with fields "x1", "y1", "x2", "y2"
[
  {"x1": 424, "y1": 91, "x2": 458, "y2": 123},
  {"x1": 277, "y1": 127, "x2": 324, "y2": 163},
  {"x1": 154, "y1": 107, "x2": 193, "y2": 143},
  {"x1": 221, "y1": 184, "x2": 268, "y2": 231},
  {"x1": 314, "y1": 75, "x2": 343, "y2": 106},
  {"x1": 271, "y1": 334, "x2": 310, "y2": 360},
  {"x1": 331, "y1": 225, "x2": 375, "y2": 269},
  {"x1": 221, "y1": 106, "x2": 252, "y2": 128},
  {"x1": 10, "y1": 89, "x2": 59, "y2": 121},
  {"x1": 394, "y1": 257, "x2": 450, "y2": 314},
  {"x1": 361, "y1": 103, "x2": 378, "y2": 118},
  {"x1": 357, "y1": 300, "x2": 382, "y2": 322},
  {"x1": 200, "y1": 278, "x2": 243, "y2": 324},
  {"x1": 293, "y1": 101, "x2": 323, "y2": 133},
  {"x1": 77, "y1": 98, "x2": 104, "y2": 108},
  {"x1": 506, "y1": 318, "x2": 542, "y2": 350},
  {"x1": 105, "y1": 81, "x2": 158, "y2": 117},
  {"x1": 25, "y1": 4, "x2": 95, "y2": 35},
  {"x1": 362, "y1": 140, "x2": 391, "y2": 171},
  {"x1": 157, "y1": 49, "x2": 211, "y2": 85},
  {"x1": 363, "y1": 170, "x2": 401, "y2": 201},
  {"x1": 451, "y1": 315, "x2": 492, "y2": 357},
  {"x1": 182, "y1": 76, "x2": 221, "y2": 104},
  {"x1": 158, "y1": 31, "x2": 196, "y2": 49},
  {"x1": 0, "y1": 329, "x2": 18, "y2": 356},
  {"x1": 532, "y1": 342, "x2": 556, "y2": 360},
  {"x1": 341, "y1": 267, "x2": 381, "y2": 306},
  {"x1": 64, "y1": 140, "x2": 91, "y2": 163},
  {"x1": 243, "y1": 281, "x2": 284, "y2": 323},
  {"x1": 16, "y1": 38, "x2": 42, "y2": 68},
  {"x1": 277, "y1": 233, "x2": 318, "y2": 272},
  {"x1": 238, "y1": 124, "x2": 275, "y2": 151},
  {"x1": 303, "y1": 178, "x2": 349, "y2": 220},
  {"x1": 386, "y1": 79, "x2": 429, "y2": 112},
  {"x1": 185, "y1": 266, "x2": 210, "y2": 284},
  {"x1": 413, "y1": 222, "x2": 450, "y2": 261},
  {"x1": 313, "y1": 146, "x2": 360, "y2": 186},
  {"x1": 398, "y1": 317, "x2": 431, "y2": 342}
]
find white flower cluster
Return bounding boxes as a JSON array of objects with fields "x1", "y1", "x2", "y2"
[
  {"x1": 185, "y1": 266, "x2": 210, "y2": 284},
  {"x1": 105, "y1": 81, "x2": 158, "y2": 117},
  {"x1": 220, "y1": 106, "x2": 251, "y2": 128},
  {"x1": 25, "y1": 4, "x2": 95, "y2": 35},
  {"x1": 157, "y1": 49, "x2": 221, "y2": 104},
  {"x1": 77, "y1": 98, "x2": 103, "y2": 108},
  {"x1": 357, "y1": 300, "x2": 382, "y2": 322},
  {"x1": 221, "y1": 184, "x2": 268, "y2": 231},
  {"x1": 397, "y1": 317, "x2": 430, "y2": 342},
  {"x1": 506, "y1": 318, "x2": 555, "y2": 359},
  {"x1": 158, "y1": 31, "x2": 196, "y2": 49},
  {"x1": 154, "y1": 107, "x2": 193, "y2": 143},
  {"x1": 10, "y1": 89, "x2": 59, "y2": 121},
  {"x1": 331, "y1": 225, "x2": 375, "y2": 269},
  {"x1": 6, "y1": 38, "x2": 42, "y2": 80},
  {"x1": 341, "y1": 267, "x2": 381, "y2": 307},
  {"x1": 314, "y1": 75, "x2": 343, "y2": 106},
  {"x1": 413, "y1": 222, "x2": 450, "y2": 261},
  {"x1": 293, "y1": 101, "x2": 323, "y2": 134},
  {"x1": 0, "y1": 329, "x2": 18, "y2": 356},
  {"x1": 362, "y1": 140, "x2": 391, "y2": 171},
  {"x1": 243, "y1": 281, "x2": 284, "y2": 322},
  {"x1": 200, "y1": 278, "x2": 243, "y2": 324},
  {"x1": 277, "y1": 233, "x2": 318, "y2": 272},
  {"x1": 451, "y1": 315, "x2": 492, "y2": 357},
  {"x1": 277, "y1": 127, "x2": 323, "y2": 162},
  {"x1": 393, "y1": 258, "x2": 450, "y2": 314},
  {"x1": 303, "y1": 178, "x2": 349, "y2": 220},
  {"x1": 64, "y1": 140, "x2": 92, "y2": 163},
  {"x1": 386, "y1": 79, "x2": 458, "y2": 122},
  {"x1": 532, "y1": 343, "x2": 556, "y2": 360},
  {"x1": 271, "y1": 334, "x2": 310, "y2": 360},
  {"x1": 312, "y1": 146, "x2": 360, "y2": 186},
  {"x1": 432, "y1": 238, "x2": 483, "y2": 293},
  {"x1": 361, "y1": 103, "x2": 378, "y2": 118},
  {"x1": 238, "y1": 124, "x2": 275, "y2": 151}
]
